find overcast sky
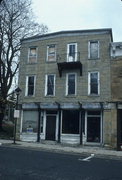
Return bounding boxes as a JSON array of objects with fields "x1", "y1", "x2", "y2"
[{"x1": 32, "y1": 0, "x2": 122, "y2": 42}]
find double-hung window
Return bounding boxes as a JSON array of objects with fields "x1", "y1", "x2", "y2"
[
  {"x1": 47, "y1": 45, "x2": 56, "y2": 62},
  {"x1": 88, "y1": 72, "x2": 100, "y2": 95},
  {"x1": 66, "y1": 73, "x2": 76, "y2": 95},
  {"x1": 88, "y1": 41, "x2": 99, "y2": 59},
  {"x1": 28, "y1": 47, "x2": 37, "y2": 63},
  {"x1": 25, "y1": 75, "x2": 36, "y2": 96},
  {"x1": 67, "y1": 43, "x2": 77, "y2": 62},
  {"x1": 45, "y1": 74, "x2": 55, "y2": 96}
]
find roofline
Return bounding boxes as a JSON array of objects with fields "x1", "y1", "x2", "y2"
[{"x1": 21, "y1": 28, "x2": 113, "y2": 42}]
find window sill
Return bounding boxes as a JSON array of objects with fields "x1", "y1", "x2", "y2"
[
  {"x1": 88, "y1": 58, "x2": 100, "y2": 60},
  {"x1": 88, "y1": 94, "x2": 100, "y2": 97},
  {"x1": 65, "y1": 94, "x2": 76, "y2": 98}
]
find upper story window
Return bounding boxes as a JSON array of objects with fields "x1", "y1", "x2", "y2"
[
  {"x1": 67, "y1": 43, "x2": 77, "y2": 62},
  {"x1": 66, "y1": 73, "x2": 77, "y2": 95},
  {"x1": 25, "y1": 75, "x2": 36, "y2": 96},
  {"x1": 88, "y1": 41, "x2": 99, "y2": 59},
  {"x1": 45, "y1": 74, "x2": 56, "y2": 96},
  {"x1": 28, "y1": 47, "x2": 37, "y2": 63},
  {"x1": 88, "y1": 72, "x2": 100, "y2": 95},
  {"x1": 47, "y1": 45, "x2": 56, "y2": 62}
]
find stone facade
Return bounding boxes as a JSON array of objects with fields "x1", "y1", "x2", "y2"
[{"x1": 17, "y1": 29, "x2": 122, "y2": 149}]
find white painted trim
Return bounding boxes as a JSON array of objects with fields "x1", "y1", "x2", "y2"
[
  {"x1": 66, "y1": 73, "x2": 77, "y2": 96},
  {"x1": 25, "y1": 75, "x2": 36, "y2": 96},
  {"x1": 45, "y1": 74, "x2": 56, "y2": 96},
  {"x1": 28, "y1": 47, "x2": 38, "y2": 63},
  {"x1": 46, "y1": 45, "x2": 56, "y2": 62},
  {"x1": 67, "y1": 43, "x2": 77, "y2": 62},
  {"x1": 88, "y1": 40, "x2": 99, "y2": 59},
  {"x1": 85, "y1": 111, "x2": 102, "y2": 144},
  {"x1": 88, "y1": 71, "x2": 100, "y2": 95},
  {"x1": 20, "y1": 110, "x2": 23, "y2": 133}
]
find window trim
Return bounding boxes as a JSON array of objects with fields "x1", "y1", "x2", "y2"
[
  {"x1": 88, "y1": 41, "x2": 99, "y2": 59},
  {"x1": 66, "y1": 73, "x2": 77, "y2": 96},
  {"x1": 88, "y1": 72, "x2": 100, "y2": 96},
  {"x1": 46, "y1": 44, "x2": 56, "y2": 62},
  {"x1": 67, "y1": 43, "x2": 77, "y2": 62},
  {"x1": 25, "y1": 75, "x2": 36, "y2": 96},
  {"x1": 28, "y1": 47, "x2": 38, "y2": 63},
  {"x1": 45, "y1": 74, "x2": 56, "y2": 96}
]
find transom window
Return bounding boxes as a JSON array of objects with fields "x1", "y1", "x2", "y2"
[
  {"x1": 66, "y1": 73, "x2": 76, "y2": 95},
  {"x1": 47, "y1": 45, "x2": 56, "y2": 62},
  {"x1": 25, "y1": 75, "x2": 36, "y2": 96},
  {"x1": 88, "y1": 72, "x2": 100, "y2": 95},
  {"x1": 28, "y1": 47, "x2": 37, "y2": 63},
  {"x1": 89, "y1": 41, "x2": 99, "y2": 59},
  {"x1": 45, "y1": 74, "x2": 55, "y2": 96},
  {"x1": 67, "y1": 43, "x2": 77, "y2": 62}
]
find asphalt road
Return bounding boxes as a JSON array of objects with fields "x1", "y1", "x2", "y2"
[{"x1": 0, "y1": 146, "x2": 122, "y2": 180}]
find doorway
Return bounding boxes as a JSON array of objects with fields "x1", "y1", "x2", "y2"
[
  {"x1": 86, "y1": 111, "x2": 101, "y2": 143},
  {"x1": 46, "y1": 115, "x2": 56, "y2": 141}
]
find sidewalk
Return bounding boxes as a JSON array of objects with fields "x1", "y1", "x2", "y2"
[{"x1": 0, "y1": 139, "x2": 122, "y2": 158}]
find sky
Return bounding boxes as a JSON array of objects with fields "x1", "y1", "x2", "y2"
[{"x1": 32, "y1": 0, "x2": 122, "y2": 42}]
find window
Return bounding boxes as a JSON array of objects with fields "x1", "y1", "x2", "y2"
[
  {"x1": 28, "y1": 47, "x2": 37, "y2": 63},
  {"x1": 89, "y1": 41, "x2": 99, "y2": 59},
  {"x1": 47, "y1": 45, "x2": 56, "y2": 62},
  {"x1": 88, "y1": 72, "x2": 100, "y2": 95},
  {"x1": 62, "y1": 110, "x2": 79, "y2": 134},
  {"x1": 25, "y1": 76, "x2": 36, "y2": 96},
  {"x1": 67, "y1": 43, "x2": 77, "y2": 62},
  {"x1": 66, "y1": 73, "x2": 76, "y2": 95},
  {"x1": 45, "y1": 74, "x2": 55, "y2": 96}
]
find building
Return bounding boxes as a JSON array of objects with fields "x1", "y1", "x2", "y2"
[
  {"x1": 110, "y1": 42, "x2": 122, "y2": 150},
  {"x1": 18, "y1": 28, "x2": 121, "y2": 149}
]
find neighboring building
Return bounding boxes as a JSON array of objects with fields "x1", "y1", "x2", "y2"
[
  {"x1": 110, "y1": 42, "x2": 122, "y2": 150},
  {"x1": 18, "y1": 28, "x2": 121, "y2": 149}
]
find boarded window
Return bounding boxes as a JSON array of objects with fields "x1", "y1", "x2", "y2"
[
  {"x1": 28, "y1": 47, "x2": 37, "y2": 63},
  {"x1": 89, "y1": 41, "x2": 99, "y2": 59},
  {"x1": 62, "y1": 110, "x2": 79, "y2": 134},
  {"x1": 47, "y1": 45, "x2": 56, "y2": 61}
]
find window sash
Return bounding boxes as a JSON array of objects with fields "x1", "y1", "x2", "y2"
[
  {"x1": 47, "y1": 45, "x2": 56, "y2": 61},
  {"x1": 66, "y1": 73, "x2": 76, "y2": 95},
  {"x1": 26, "y1": 76, "x2": 35, "y2": 96},
  {"x1": 46, "y1": 75, "x2": 55, "y2": 96},
  {"x1": 89, "y1": 41, "x2": 99, "y2": 59},
  {"x1": 67, "y1": 43, "x2": 77, "y2": 62},
  {"x1": 28, "y1": 47, "x2": 37, "y2": 63},
  {"x1": 88, "y1": 72, "x2": 99, "y2": 95}
]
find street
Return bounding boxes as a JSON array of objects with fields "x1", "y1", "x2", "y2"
[{"x1": 0, "y1": 146, "x2": 122, "y2": 180}]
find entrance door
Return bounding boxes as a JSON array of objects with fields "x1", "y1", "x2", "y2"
[
  {"x1": 46, "y1": 115, "x2": 56, "y2": 141},
  {"x1": 86, "y1": 111, "x2": 101, "y2": 143}
]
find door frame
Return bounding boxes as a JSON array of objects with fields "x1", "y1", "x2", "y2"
[
  {"x1": 44, "y1": 111, "x2": 58, "y2": 141},
  {"x1": 84, "y1": 110, "x2": 102, "y2": 145}
]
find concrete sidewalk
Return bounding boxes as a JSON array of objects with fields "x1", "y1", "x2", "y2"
[{"x1": 0, "y1": 139, "x2": 122, "y2": 158}]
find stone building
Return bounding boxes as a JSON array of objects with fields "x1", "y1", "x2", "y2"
[
  {"x1": 18, "y1": 28, "x2": 121, "y2": 149},
  {"x1": 110, "y1": 42, "x2": 122, "y2": 150}
]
